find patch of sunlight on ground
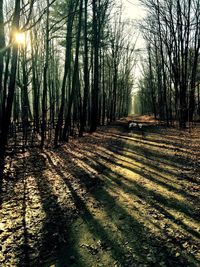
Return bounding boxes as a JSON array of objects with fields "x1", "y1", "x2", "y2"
[
  {"x1": 107, "y1": 156, "x2": 186, "y2": 203},
  {"x1": 166, "y1": 208, "x2": 200, "y2": 237}
]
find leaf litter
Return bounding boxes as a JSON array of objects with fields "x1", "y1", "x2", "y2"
[{"x1": 0, "y1": 116, "x2": 200, "y2": 266}]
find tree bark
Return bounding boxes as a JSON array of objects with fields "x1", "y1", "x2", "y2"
[{"x1": 0, "y1": 0, "x2": 21, "y2": 199}]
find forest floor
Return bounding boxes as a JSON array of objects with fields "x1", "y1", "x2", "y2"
[{"x1": 0, "y1": 115, "x2": 200, "y2": 267}]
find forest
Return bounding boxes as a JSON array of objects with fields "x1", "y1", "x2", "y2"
[{"x1": 0, "y1": 0, "x2": 200, "y2": 266}]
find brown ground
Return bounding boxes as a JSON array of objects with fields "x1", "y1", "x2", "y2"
[{"x1": 0, "y1": 116, "x2": 200, "y2": 267}]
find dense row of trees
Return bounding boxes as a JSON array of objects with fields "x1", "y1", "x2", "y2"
[
  {"x1": 0, "y1": 1, "x2": 135, "y2": 179},
  {"x1": 136, "y1": 0, "x2": 200, "y2": 127}
]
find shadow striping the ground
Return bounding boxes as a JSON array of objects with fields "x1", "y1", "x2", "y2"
[
  {"x1": 40, "y1": 124, "x2": 200, "y2": 267},
  {"x1": 1, "y1": 123, "x2": 200, "y2": 267}
]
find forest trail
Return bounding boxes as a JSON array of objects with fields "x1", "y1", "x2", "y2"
[{"x1": 1, "y1": 116, "x2": 200, "y2": 267}]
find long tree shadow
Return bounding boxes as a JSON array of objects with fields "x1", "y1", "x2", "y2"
[
  {"x1": 104, "y1": 168, "x2": 200, "y2": 240},
  {"x1": 44, "y1": 152, "x2": 136, "y2": 266},
  {"x1": 61, "y1": 140, "x2": 198, "y2": 202},
  {"x1": 14, "y1": 120, "x2": 198, "y2": 266},
  {"x1": 4, "y1": 122, "x2": 198, "y2": 267},
  {"x1": 98, "y1": 126, "x2": 182, "y2": 144},
  {"x1": 44, "y1": 151, "x2": 195, "y2": 267},
  {"x1": 18, "y1": 173, "x2": 30, "y2": 267},
  {"x1": 19, "y1": 153, "x2": 85, "y2": 267},
  {"x1": 48, "y1": 125, "x2": 199, "y2": 263},
  {"x1": 2, "y1": 123, "x2": 199, "y2": 267},
  {"x1": 68, "y1": 147, "x2": 200, "y2": 237},
  {"x1": 81, "y1": 146, "x2": 198, "y2": 201},
  {"x1": 97, "y1": 129, "x2": 198, "y2": 173},
  {"x1": 104, "y1": 131, "x2": 200, "y2": 186},
  {"x1": 98, "y1": 126, "x2": 199, "y2": 159}
]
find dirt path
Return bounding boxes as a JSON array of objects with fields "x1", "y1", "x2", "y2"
[{"x1": 1, "y1": 118, "x2": 200, "y2": 266}]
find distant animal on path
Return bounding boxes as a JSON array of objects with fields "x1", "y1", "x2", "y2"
[{"x1": 128, "y1": 121, "x2": 145, "y2": 138}]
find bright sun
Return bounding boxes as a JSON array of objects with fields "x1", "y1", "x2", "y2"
[{"x1": 15, "y1": 32, "x2": 25, "y2": 45}]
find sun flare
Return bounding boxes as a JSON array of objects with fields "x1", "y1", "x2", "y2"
[{"x1": 15, "y1": 32, "x2": 25, "y2": 45}]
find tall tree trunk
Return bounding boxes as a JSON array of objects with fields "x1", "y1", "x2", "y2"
[
  {"x1": 189, "y1": 2, "x2": 200, "y2": 121},
  {"x1": 90, "y1": 0, "x2": 99, "y2": 132},
  {"x1": 79, "y1": 0, "x2": 89, "y2": 137},
  {"x1": 156, "y1": 0, "x2": 169, "y2": 124},
  {"x1": 148, "y1": 45, "x2": 157, "y2": 119},
  {"x1": 54, "y1": 0, "x2": 76, "y2": 146},
  {"x1": 41, "y1": 0, "x2": 50, "y2": 148},
  {"x1": 30, "y1": 29, "x2": 40, "y2": 132},
  {"x1": 0, "y1": 0, "x2": 21, "y2": 199},
  {"x1": 62, "y1": 0, "x2": 83, "y2": 141},
  {"x1": 0, "y1": 0, "x2": 5, "y2": 128},
  {"x1": 0, "y1": 0, "x2": 5, "y2": 96}
]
